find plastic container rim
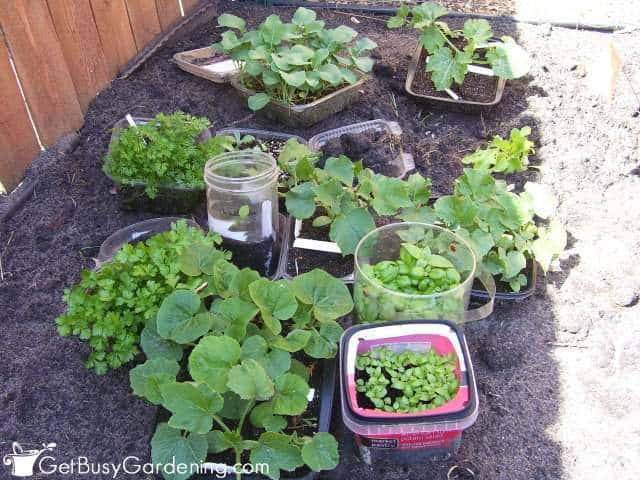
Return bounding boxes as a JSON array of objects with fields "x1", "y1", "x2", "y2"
[
  {"x1": 204, "y1": 150, "x2": 278, "y2": 193},
  {"x1": 353, "y1": 222, "x2": 477, "y2": 300}
]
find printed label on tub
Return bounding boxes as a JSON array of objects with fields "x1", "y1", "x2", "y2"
[{"x1": 360, "y1": 430, "x2": 461, "y2": 450}]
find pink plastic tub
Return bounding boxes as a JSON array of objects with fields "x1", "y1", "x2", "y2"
[{"x1": 339, "y1": 320, "x2": 478, "y2": 464}]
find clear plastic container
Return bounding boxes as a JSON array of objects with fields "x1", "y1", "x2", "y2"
[
  {"x1": 353, "y1": 223, "x2": 495, "y2": 324},
  {"x1": 307, "y1": 119, "x2": 415, "y2": 179},
  {"x1": 340, "y1": 320, "x2": 478, "y2": 465},
  {"x1": 204, "y1": 151, "x2": 280, "y2": 277}
]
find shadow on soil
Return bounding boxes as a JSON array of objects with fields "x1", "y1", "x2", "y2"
[{"x1": 0, "y1": 1, "x2": 567, "y2": 480}]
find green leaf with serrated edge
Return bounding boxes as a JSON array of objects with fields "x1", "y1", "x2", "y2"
[
  {"x1": 188, "y1": 335, "x2": 241, "y2": 393},
  {"x1": 227, "y1": 359, "x2": 275, "y2": 400},
  {"x1": 140, "y1": 318, "x2": 183, "y2": 361},
  {"x1": 532, "y1": 220, "x2": 566, "y2": 273},
  {"x1": 249, "y1": 279, "x2": 297, "y2": 335},
  {"x1": 304, "y1": 329, "x2": 337, "y2": 359},
  {"x1": 434, "y1": 195, "x2": 478, "y2": 227},
  {"x1": 250, "y1": 432, "x2": 304, "y2": 480},
  {"x1": 265, "y1": 349, "x2": 292, "y2": 379},
  {"x1": 301, "y1": 433, "x2": 339, "y2": 472},
  {"x1": 397, "y1": 206, "x2": 438, "y2": 224},
  {"x1": 250, "y1": 402, "x2": 287, "y2": 432},
  {"x1": 426, "y1": 47, "x2": 470, "y2": 90},
  {"x1": 242, "y1": 335, "x2": 269, "y2": 360},
  {"x1": 292, "y1": 7, "x2": 316, "y2": 25},
  {"x1": 218, "y1": 13, "x2": 246, "y2": 31},
  {"x1": 486, "y1": 38, "x2": 530, "y2": 79},
  {"x1": 312, "y1": 178, "x2": 345, "y2": 214},
  {"x1": 406, "y1": 173, "x2": 432, "y2": 205},
  {"x1": 273, "y1": 373, "x2": 310, "y2": 415},
  {"x1": 218, "y1": 391, "x2": 250, "y2": 420},
  {"x1": 420, "y1": 25, "x2": 445, "y2": 53},
  {"x1": 271, "y1": 329, "x2": 312, "y2": 352},
  {"x1": 502, "y1": 250, "x2": 527, "y2": 279},
  {"x1": 212, "y1": 259, "x2": 240, "y2": 298},
  {"x1": 179, "y1": 242, "x2": 226, "y2": 276},
  {"x1": 462, "y1": 149, "x2": 497, "y2": 170},
  {"x1": 157, "y1": 290, "x2": 211, "y2": 344},
  {"x1": 129, "y1": 358, "x2": 180, "y2": 405},
  {"x1": 414, "y1": 2, "x2": 447, "y2": 23},
  {"x1": 160, "y1": 382, "x2": 223, "y2": 434},
  {"x1": 291, "y1": 269, "x2": 354, "y2": 322},
  {"x1": 210, "y1": 297, "x2": 259, "y2": 341},
  {"x1": 151, "y1": 424, "x2": 207, "y2": 480},
  {"x1": 371, "y1": 174, "x2": 413, "y2": 216},
  {"x1": 286, "y1": 182, "x2": 316, "y2": 219},
  {"x1": 462, "y1": 19, "x2": 492, "y2": 44},
  {"x1": 387, "y1": 16, "x2": 405, "y2": 28},
  {"x1": 248, "y1": 93, "x2": 271, "y2": 111},
  {"x1": 324, "y1": 155, "x2": 354, "y2": 186},
  {"x1": 330, "y1": 208, "x2": 376, "y2": 256},
  {"x1": 289, "y1": 359, "x2": 311, "y2": 381},
  {"x1": 319, "y1": 320, "x2": 343, "y2": 344},
  {"x1": 230, "y1": 267, "x2": 261, "y2": 301}
]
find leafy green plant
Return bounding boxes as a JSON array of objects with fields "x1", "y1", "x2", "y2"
[
  {"x1": 388, "y1": 3, "x2": 530, "y2": 91},
  {"x1": 356, "y1": 346, "x2": 459, "y2": 413},
  {"x1": 104, "y1": 112, "x2": 237, "y2": 198},
  {"x1": 130, "y1": 245, "x2": 352, "y2": 480},
  {"x1": 462, "y1": 126, "x2": 535, "y2": 173},
  {"x1": 276, "y1": 138, "x2": 320, "y2": 191},
  {"x1": 434, "y1": 168, "x2": 566, "y2": 291},
  {"x1": 364, "y1": 242, "x2": 461, "y2": 295},
  {"x1": 56, "y1": 221, "x2": 226, "y2": 374},
  {"x1": 213, "y1": 8, "x2": 377, "y2": 111},
  {"x1": 285, "y1": 156, "x2": 433, "y2": 255}
]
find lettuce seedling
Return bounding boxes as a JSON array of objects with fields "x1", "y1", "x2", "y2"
[
  {"x1": 462, "y1": 126, "x2": 535, "y2": 173},
  {"x1": 388, "y1": 3, "x2": 530, "y2": 90},
  {"x1": 213, "y1": 8, "x2": 377, "y2": 110}
]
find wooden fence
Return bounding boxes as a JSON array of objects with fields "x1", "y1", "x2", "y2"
[{"x1": 0, "y1": 0, "x2": 202, "y2": 193}]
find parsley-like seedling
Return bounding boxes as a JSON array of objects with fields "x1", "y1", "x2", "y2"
[
  {"x1": 388, "y1": 3, "x2": 530, "y2": 91},
  {"x1": 462, "y1": 126, "x2": 535, "y2": 173},
  {"x1": 213, "y1": 8, "x2": 377, "y2": 110},
  {"x1": 356, "y1": 346, "x2": 459, "y2": 413}
]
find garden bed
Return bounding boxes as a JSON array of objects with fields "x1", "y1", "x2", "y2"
[{"x1": 3, "y1": 1, "x2": 639, "y2": 480}]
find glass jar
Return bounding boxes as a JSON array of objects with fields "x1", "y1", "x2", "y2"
[
  {"x1": 204, "y1": 151, "x2": 280, "y2": 277},
  {"x1": 353, "y1": 223, "x2": 477, "y2": 324}
]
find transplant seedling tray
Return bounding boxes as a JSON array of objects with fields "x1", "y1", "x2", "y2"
[
  {"x1": 471, "y1": 258, "x2": 538, "y2": 301},
  {"x1": 105, "y1": 117, "x2": 211, "y2": 214},
  {"x1": 173, "y1": 47, "x2": 239, "y2": 84},
  {"x1": 308, "y1": 119, "x2": 415, "y2": 179},
  {"x1": 405, "y1": 43, "x2": 506, "y2": 114},
  {"x1": 154, "y1": 358, "x2": 337, "y2": 480},
  {"x1": 230, "y1": 74, "x2": 370, "y2": 128}
]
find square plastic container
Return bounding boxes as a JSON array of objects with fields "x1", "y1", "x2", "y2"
[
  {"x1": 307, "y1": 119, "x2": 415, "y2": 179},
  {"x1": 340, "y1": 320, "x2": 478, "y2": 465},
  {"x1": 173, "y1": 47, "x2": 239, "y2": 84}
]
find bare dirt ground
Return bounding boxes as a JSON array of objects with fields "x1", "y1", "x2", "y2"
[{"x1": 0, "y1": 1, "x2": 639, "y2": 480}]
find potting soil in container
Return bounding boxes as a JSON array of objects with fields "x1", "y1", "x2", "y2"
[{"x1": 340, "y1": 320, "x2": 478, "y2": 465}]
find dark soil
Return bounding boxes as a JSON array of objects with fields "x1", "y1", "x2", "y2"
[
  {"x1": 321, "y1": 131, "x2": 402, "y2": 176},
  {"x1": 2, "y1": 2, "x2": 639, "y2": 480}
]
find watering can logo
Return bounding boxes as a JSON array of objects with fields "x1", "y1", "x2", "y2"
[{"x1": 2, "y1": 442, "x2": 56, "y2": 477}]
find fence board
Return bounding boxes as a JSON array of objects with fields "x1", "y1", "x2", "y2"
[
  {"x1": 155, "y1": 0, "x2": 182, "y2": 31},
  {"x1": 181, "y1": 0, "x2": 201, "y2": 14},
  {"x1": 0, "y1": 1, "x2": 83, "y2": 147},
  {"x1": 90, "y1": 0, "x2": 137, "y2": 75},
  {"x1": 48, "y1": 0, "x2": 112, "y2": 112},
  {"x1": 125, "y1": 0, "x2": 162, "y2": 50},
  {"x1": 0, "y1": 34, "x2": 40, "y2": 192}
]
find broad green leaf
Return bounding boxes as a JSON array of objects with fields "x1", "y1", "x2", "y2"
[
  {"x1": 355, "y1": 37, "x2": 377, "y2": 52},
  {"x1": 318, "y1": 63, "x2": 343, "y2": 86},
  {"x1": 463, "y1": 19, "x2": 493, "y2": 44},
  {"x1": 280, "y1": 70, "x2": 307, "y2": 87},
  {"x1": 330, "y1": 25, "x2": 358, "y2": 44},
  {"x1": 273, "y1": 373, "x2": 310, "y2": 415},
  {"x1": 207, "y1": 430, "x2": 254, "y2": 454},
  {"x1": 470, "y1": 229, "x2": 495, "y2": 258},
  {"x1": 341, "y1": 68, "x2": 358, "y2": 84},
  {"x1": 406, "y1": 172, "x2": 432, "y2": 205},
  {"x1": 227, "y1": 359, "x2": 275, "y2": 400},
  {"x1": 311, "y1": 48, "x2": 330, "y2": 68},
  {"x1": 502, "y1": 250, "x2": 527, "y2": 279},
  {"x1": 324, "y1": 155, "x2": 354, "y2": 186},
  {"x1": 304, "y1": 329, "x2": 337, "y2": 359},
  {"x1": 230, "y1": 267, "x2": 261, "y2": 301},
  {"x1": 387, "y1": 16, "x2": 406, "y2": 29},
  {"x1": 261, "y1": 15, "x2": 287, "y2": 46},
  {"x1": 487, "y1": 38, "x2": 530, "y2": 79},
  {"x1": 249, "y1": 279, "x2": 298, "y2": 334},
  {"x1": 287, "y1": 45, "x2": 315, "y2": 64},
  {"x1": 271, "y1": 329, "x2": 312, "y2": 352},
  {"x1": 330, "y1": 208, "x2": 376, "y2": 256},
  {"x1": 426, "y1": 47, "x2": 470, "y2": 90},
  {"x1": 210, "y1": 297, "x2": 259, "y2": 341},
  {"x1": 312, "y1": 215, "x2": 332, "y2": 227},
  {"x1": 291, "y1": 269, "x2": 354, "y2": 321},
  {"x1": 157, "y1": 290, "x2": 212, "y2": 344},
  {"x1": 188, "y1": 335, "x2": 241, "y2": 393},
  {"x1": 241, "y1": 335, "x2": 269, "y2": 360},
  {"x1": 212, "y1": 259, "x2": 240, "y2": 298},
  {"x1": 462, "y1": 149, "x2": 497, "y2": 170},
  {"x1": 371, "y1": 175, "x2": 413, "y2": 216},
  {"x1": 250, "y1": 432, "x2": 304, "y2": 480},
  {"x1": 312, "y1": 178, "x2": 345, "y2": 213},
  {"x1": 532, "y1": 220, "x2": 566, "y2": 273},
  {"x1": 219, "y1": 31, "x2": 240, "y2": 51},
  {"x1": 286, "y1": 182, "x2": 316, "y2": 219},
  {"x1": 218, "y1": 13, "x2": 246, "y2": 31},
  {"x1": 140, "y1": 318, "x2": 183, "y2": 361},
  {"x1": 289, "y1": 359, "x2": 310, "y2": 381},
  {"x1": 151, "y1": 424, "x2": 207, "y2": 480},
  {"x1": 353, "y1": 56, "x2": 374, "y2": 72},
  {"x1": 218, "y1": 391, "x2": 250, "y2": 420},
  {"x1": 434, "y1": 196, "x2": 478, "y2": 227},
  {"x1": 397, "y1": 206, "x2": 438, "y2": 224},
  {"x1": 248, "y1": 93, "x2": 271, "y2": 111},
  {"x1": 263, "y1": 70, "x2": 281, "y2": 86},
  {"x1": 129, "y1": 358, "x2": 180, "y2": 405},
  {"x1": 420, "y1": 25, "x2": 445, "y2": 53},
  {"x1": 319, "y1": 319, "x2": 343, "y2": 344},
  {"x1": 292, "y1": 7, "x2": 316, "y2": 25},
  {"x1": 414, "y1": 2, "x2": 447, "y2": 23},
  {"x1": 245, "y1": 60, "x2": 264, "y2": 76},
  {"x1": 250, "y1": 402, "x2": 287, "y2": 432},
  {"x1": 301, "y1": 433, "x2": 339, "y2": 472},
  {"x1": 160, "y1": 382, "x2": 223, "y2": 434},
  {"x1": 179, "y1": 242, "x2": 226, "y2": 276}
]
